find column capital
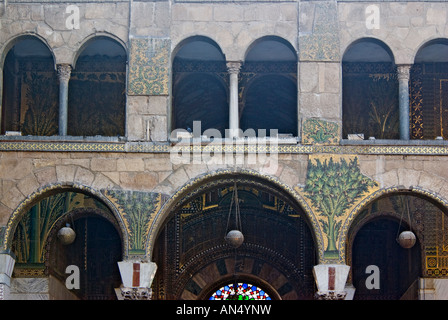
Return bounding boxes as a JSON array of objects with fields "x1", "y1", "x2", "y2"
[
  {"x1": 226, "y1": 61, "x2": 242, "y2": 74},
  {"x1": 119, "y1": 286, "x2": 153, "y2": 300},
  {"x1": 313, "y1": 264, "x2": 350, "y2": 300},
  {"x1": 397, "y1": 64, "x2": 412, "y2": 81},
  {"x1": 0, "y1": 253, "x2": 15, "y2": 287},
  {"x1": 117, "y1": 260, "x2": 157, "y2": 300},
  {"x1": 57, "y1": 64, "x2": 72, "y2": 82}
]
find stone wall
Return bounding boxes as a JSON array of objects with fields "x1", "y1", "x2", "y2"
[
  {"x1": 1, "y1": 0, "x2": 448, "y2": 299},
  {"x1": 0, "y1": 2, "x2": 129, "y2": 65},
  {"x1": 1, "y1": 0, "x2": 447, "y2": 141}
]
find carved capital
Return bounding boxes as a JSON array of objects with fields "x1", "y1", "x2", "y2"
[
  {"x1": 120, "y1": 287, "x2": 153, "y2": 300},
  {"x1": 226, "y1": 61, "x2": 242, "y2": 74},
  {"x1": 57, "y1": 64, "x2": 72, "y2": 82},
  {"x1": 314, "y1": 290, "x2": 347, "y2": 300},
  {"x1": 397, "y1": 64, "x2": 412, "y2": 81}
]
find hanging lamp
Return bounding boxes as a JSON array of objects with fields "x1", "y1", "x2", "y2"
[
  {"x1": 57, "y1": 215, "x2": 76, "y2": 245},
  {"x1": 57, "y1": 223, "x2": 76, "y2": 245},
  {"x1": 396, "y1": 195, "x2": 416, "y2": 249},
  {"x1": 224, "y1": 182, "x2": 244, "y2": 248}
]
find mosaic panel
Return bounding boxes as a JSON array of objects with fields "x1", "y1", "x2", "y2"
[
  {"x1": 295, "y1": 154, "x2": 379, "y2": 262},
  {"x1": 103, "y1": 190, "x2": 165, "y2": 256},
  {"x1": 127, "y1": 37, "x2": 170, "y2": 96},
  {"x1": 299, "y1": 2, "x2": 340, "y2": 62},
  {"x1": 302, "y1": 119, "x2": 340, "y2": 145}
]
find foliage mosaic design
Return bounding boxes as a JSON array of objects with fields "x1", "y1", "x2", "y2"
[
  {"x1": 298, "y1": 155, "x2": 378, "y2": 260},
  {"x1": 127, "y1": 37, "x2": 170, "y2": 95},
  {"x1": 209, "y1": 283, "x2": 271, "y2": 300},
  {"x1": 302, "y1": 119, "x2": 340, "y2": 145},
  {"x1": 104, "y1": 190, "x2": 163, "y2": 255},
  {"x1": 298, "y1": 2, "x2": 340, "y2": 62}
]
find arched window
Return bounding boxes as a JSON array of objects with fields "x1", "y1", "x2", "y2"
[
  {"x1": 209, "y1": 282, "x2": 272, "y2": 300},
  {"x1": 172, "y1": 37, "x2": 228, "y2": 137},
  {"x1": 2, "y1": 37, "x2": 58, "y2": 136},
  {"x1": 410, "y1": 39, "x2": 448, "y2": 140},
  {"x1": 68, "y1": 37, "x2": 126, "y2": 137},
  {"x1": 342, "y1": 38, "x2": 399, "y2": 139},
  {"x1": 240, "y1": 37, "x2": 298, "y2": 137}
]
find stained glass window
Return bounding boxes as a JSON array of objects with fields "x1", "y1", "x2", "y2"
[{"x1": 209, "y1": 282, "x2": 271, "y2": 300}]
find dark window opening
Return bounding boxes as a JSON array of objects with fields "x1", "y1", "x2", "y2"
[
  {"x1": 411, "y1": 39, "x2": 448, "y2": 140},
  {"x1": 240, "y1": 37, "x2": 298, "y2": 137},
  {"x1": 68, "y1": 37, "x2": 126, "y2": 137},
  {"x1": 2, "y1": 37, "x2": 58, "y2": 136},
  {"x1": 172, "y1": 37, "x2": 228, "y2": 137},
  {"x1": 342, "y1": 39, "x2": 399, "y2": 140}
]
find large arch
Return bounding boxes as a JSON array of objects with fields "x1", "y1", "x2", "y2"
[
  {"x1": 148, "y1": 169, "x2": 321, "y2": 300},
  {"x1": 2, "y1": 182, "x2": 127, "y2": 256},
  {"x1": 345, "y1": 187, "x2": 448, "y2": 299},
  {"x1": 148, "y1": 169, "x2": 321, "y2": 258},
  {"x1": 342, "y1": 37, "x2": 399, "y2": 140}
]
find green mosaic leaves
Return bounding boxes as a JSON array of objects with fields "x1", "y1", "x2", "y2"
[
  {"x1": 304, "y1": 156, "x2": 377, "y2": 259},
  {"x1": 105, "y1": 190, "x2": 162, "y2": 255}
]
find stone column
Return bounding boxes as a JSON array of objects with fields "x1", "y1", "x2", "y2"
[
  {"x1": 397, "y1": 64, "x2": 411, "y2": 140},
  {"x1": 57, "y1": 64, "x2": 72, "y2": 136},
  {"x1": 313, "y1": 264, "x2": 351, "y2": 300},
  {"x1": 117, "y1": 260, "x2": 157, "y2": 300},
  {"x1": 227, "y1": 61, "x2": 242, "y2": 139},
  {"x1": 0, "y1": 253, "x2": 16, "y2": 300}
]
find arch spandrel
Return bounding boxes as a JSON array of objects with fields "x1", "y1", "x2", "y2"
[{"x1": 294, "y1": 154, "x2": 380, "y2": 264}]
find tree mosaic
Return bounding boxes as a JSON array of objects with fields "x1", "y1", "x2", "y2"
[
  {"x1": 301, "y1": 155, "x2": 378, "y2": 260},
  {"x1": 104, "y1": 190, "x2": 163, "y2": 256}
]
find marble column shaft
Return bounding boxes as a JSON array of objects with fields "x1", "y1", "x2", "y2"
[
  {"x1": 57, "y1": 64, "x2": 72, "y2": 136},
  {"x1": 227, "y1": 62, "x2": 242, "y2": 139},
  {"x1": 397, "y1": 64, "x2": 411, "y2": 140}
]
